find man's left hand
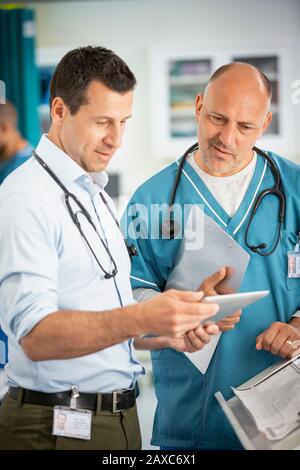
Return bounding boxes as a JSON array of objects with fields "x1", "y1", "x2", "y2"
[
  {"x1": 256, "y1": 321, "x2": 300, "y2": 359},
  {"x1": 217, "y1": 311, "x2": 242, "y2": 331},
  {"x1": 198, "y1": 267, "x2": 242, "y2": 332}
]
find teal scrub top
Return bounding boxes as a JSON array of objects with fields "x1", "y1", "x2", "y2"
[{"x1": 123, "y1": 151, "x2": 300, "y2": 449}]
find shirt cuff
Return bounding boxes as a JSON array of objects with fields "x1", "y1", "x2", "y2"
[{"x1": 292, "y1": 310, "x2": 300, "y2": 319}]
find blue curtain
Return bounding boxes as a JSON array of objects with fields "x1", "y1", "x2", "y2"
[{"x1": 0, "y1": 7, "x2": 40, "y2": 146}]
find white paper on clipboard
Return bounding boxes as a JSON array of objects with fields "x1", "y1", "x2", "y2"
[{"x1": 165, "y1": 206, "x2": 250, "y2": 374}]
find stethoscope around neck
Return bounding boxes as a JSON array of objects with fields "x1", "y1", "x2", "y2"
[
  {"x1": 162, "y1": 142, "x2": 286, "y2": 257},
  {"x1": 33, "y1": 151, "x2": 137, "y2": 280}
]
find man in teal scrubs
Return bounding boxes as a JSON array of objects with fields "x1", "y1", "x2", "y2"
[
  {"x1": 0, "y1": 101, "x2": 33, "y2": 402},
  {"x1": 123, "y1": 63, "x2": 300, "y2": 449}
]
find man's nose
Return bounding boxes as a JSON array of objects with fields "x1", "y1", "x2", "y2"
[
  {"x1": 218, "y1": 123, "x2": 236, "y2": 149},
  {"x1": 104, "y1": 124, "x2": 122, "y2": 149}
]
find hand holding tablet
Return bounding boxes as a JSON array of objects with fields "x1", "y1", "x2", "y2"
[{"x1": 202, "y1": 290, "x2": 270, "y2": 325}]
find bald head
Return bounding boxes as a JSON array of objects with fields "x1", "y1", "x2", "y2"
[
  {"x1": 205, "y1": 62, "x2": 272, "y2": 104},
  {"x1": 194, "y1": 62, "x2": 273, "y2": 177},
  {"x1": 0, "y1": 101, "x2": 18, "y2": 126}
]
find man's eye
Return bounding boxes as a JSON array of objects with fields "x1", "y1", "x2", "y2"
[
  {"x1": 211, "y1": 115, "x2": 223, "y2": 122},
  {"x1": 96, "y1": 121, "x2": 107, "y2": 125}
]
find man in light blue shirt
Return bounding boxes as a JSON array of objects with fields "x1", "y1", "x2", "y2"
[
  {"x1": 0, "y1": 46, "x2": 219, "y2": 450},
  {"x1": 0, "y1": 101, "x2": 33, "y2": 402}
]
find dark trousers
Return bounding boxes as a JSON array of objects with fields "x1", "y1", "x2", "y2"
[{"x1": 0, "y1": 393, "x2": 141, "y2": 450}]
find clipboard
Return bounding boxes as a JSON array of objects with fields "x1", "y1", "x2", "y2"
[
  {"x1": 166, "y1": 205, "x2": 250, "y2": 292},
  {"x1": 215, "y1": 354, "x2": 300, "y2": 449},
  {"x1": 165, "y1": 206, "x2": 250, "y2": 374}
]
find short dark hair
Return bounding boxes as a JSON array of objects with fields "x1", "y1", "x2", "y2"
[
  {"x1": 208, "y1": 62, "x2": 272, "y2": 100},
  {"x1": 50, "y1": 46, "x2": 136, "y2": 115}
]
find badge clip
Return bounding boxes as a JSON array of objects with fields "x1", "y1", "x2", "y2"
[{"x1": 70, "y1": 385, "x2": 80, "y2": 410}]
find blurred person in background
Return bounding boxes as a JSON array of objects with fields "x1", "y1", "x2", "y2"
[{"x1": 0, "y1": 101, "x2": 33, "y2": 184}]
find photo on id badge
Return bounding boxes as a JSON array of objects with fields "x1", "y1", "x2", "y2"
[{"x1": 56, "y1": 410, "x2": 67, "y2": 431}]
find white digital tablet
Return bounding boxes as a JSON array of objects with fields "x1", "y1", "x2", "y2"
[{"x1": 202, "y1": 290, "x2": 270, "y2": 325}]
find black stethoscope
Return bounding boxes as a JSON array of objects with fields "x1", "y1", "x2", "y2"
[
  {"x1": 33, "y1": 151, "x2": 137, "y2": 280},
  {"x1": 162, "y1": 142, "x2": 285, "y2": 257}
]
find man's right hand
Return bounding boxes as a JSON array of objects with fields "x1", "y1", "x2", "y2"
[
  {"x1": 141, "y1": 289, "x2": 219, "y2": 338},
  {"x1": 167, "y1": 323, "x2": 220, "y2": 352}
]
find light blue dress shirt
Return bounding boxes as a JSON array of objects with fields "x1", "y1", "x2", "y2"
[{"x1": 0, "y1": 135, "x2": 144, "y2": 393}]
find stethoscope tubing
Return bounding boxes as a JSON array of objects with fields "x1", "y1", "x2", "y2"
[{"x1": 166, "y1": 143, "x2": 285, "y2": 256}]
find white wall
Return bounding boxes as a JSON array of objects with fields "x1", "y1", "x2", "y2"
[{"x1": 30, "y1": 0, "x2": 300, "y2": 198}]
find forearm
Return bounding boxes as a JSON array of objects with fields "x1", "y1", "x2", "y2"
[
  {"x1": 20, "y1": 289, "x2": 219, "y2": 360},
  {"x1": 134, "y1": 336, "x2": 171, "y2": 350},
  {"x1": 21, "y1": 304, "x2": 145, "y2": 362}
]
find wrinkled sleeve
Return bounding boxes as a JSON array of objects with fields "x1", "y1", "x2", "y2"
[
  {"x1": 133, "y1": 287, "x2": 160, "y2": 303},
  {"x1": 0, "y1": 192, "x2": 60, "y2": 342},
  {"x1": 121, "y1": 197, "x2": 164, "y2": 293}
]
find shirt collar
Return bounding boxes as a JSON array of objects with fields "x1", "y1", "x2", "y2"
[{"x1": 35, "y1": 134, "x2": 109, "y2": 191}]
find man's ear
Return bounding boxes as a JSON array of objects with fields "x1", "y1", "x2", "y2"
[
  {"x1": 195, "y1": 93, "x2": 204, "y2": 122},
  {"x1": 261, "y1": 111, "x2": 272, "y2": 135},
  {"x1": 50, "y1": 97, "x2": 68, "y2": 125}
]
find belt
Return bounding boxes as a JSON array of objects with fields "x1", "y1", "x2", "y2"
[{"x1": 8, "y1": 386, "x2": 136, "y2": 413}]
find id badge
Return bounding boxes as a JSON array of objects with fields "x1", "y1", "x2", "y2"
[
  {"x1": 52, "y1": 406, "x2": 92, "y2": 440},
  {"x1": 288, "y1": 251, "x2": 300, "y2": 278}
]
